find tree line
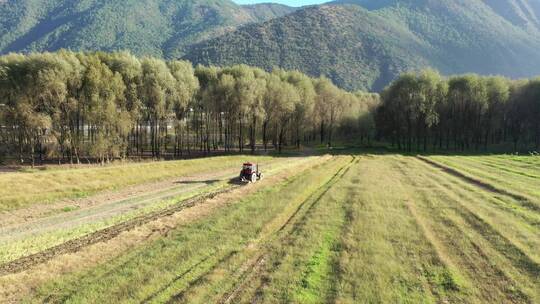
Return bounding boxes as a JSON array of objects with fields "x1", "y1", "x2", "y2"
[
  {"x1": 376, "y1": 69, "x2": 540, "y2": 152},
  {"x1": 0, "y1": 51, "x2": 379, "y2": 165}
]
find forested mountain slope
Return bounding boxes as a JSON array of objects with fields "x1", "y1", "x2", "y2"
[
  {"x1": 482, "y1": 0, "x2": 540, "y2": 31},
  {"x1": 0, "y1": 0, "x2": 295, "y2": 58},
  {"x1": 2, "y1": 0, "x2": 540, "y2": 91},
  {"x1": 184, "y1": 0, "x2": 540, "y2": 91}
]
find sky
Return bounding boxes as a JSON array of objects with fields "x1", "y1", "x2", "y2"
[{"x1": 233, "y1": 0, "x2": 329, "y2": 7}]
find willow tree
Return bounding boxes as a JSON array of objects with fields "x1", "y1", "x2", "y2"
[
  {"x1": 215, "y1": 73, "x2": 236, "y2": 151},
  {"x1": 169, "y1": 60, "x2": 199, "y2": 155},
  {"x1": 483, "y1": 76, "x2": 509, "y2": 148},
  {"x1": 264, "y1": 74, "x2": 298, "y2": 152},
  {"x1": 222, "y1": 65, "x2": 266, "y2": 153},
  {"x1": 52, "y1": 51, "x2": 87, "y2": 164},
  {"x1": 525, "y1": 79, "x2": 540, "y2": 149},
  {"x1": 247, "y1": 68, "x2": 266, "y2": 154},
  {"x1": 380, "y1": 73, "x2": 416, "y2": 150},
  {"x1": 356, "y1": 92, "x2": 380, "y2": 145},
  {"x1": 101, "y1": 52, "x2": 143, "y2": 157},
  {"x1": 80, "y1": 55, "x2": 128, "y2": 164},
  {"x1": 448, "y1": 75, "x2": 487, "y2": 150},
  {"x1": 0, "y1": 53, "x2": 61, "y2": 166},
  {"x1": 511, "y1": 79, "x2": 540, "y2": 149},
  {"x1": 280, "y1": 70, "x2": 315, "y2": 148},
  {"x1": 33, "y1": 54, "x2": 71, "y2": 163},
  {"x1": 315, "y1": 77, "x2": 343, "y2": 147},
  {"x1": 414, "y1": 69, "x2": 446, "y2": 151},
  {"x1": 141, "y1": 57, "x2": 176, "y2": 158}
]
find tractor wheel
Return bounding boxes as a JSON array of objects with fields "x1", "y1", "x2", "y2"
[
  {"x1": 258, "y1": 173, "x2": 263, "y2": 180},
  {"x1": 251, "y1": 173, "x2": 257, "y2": 183}
]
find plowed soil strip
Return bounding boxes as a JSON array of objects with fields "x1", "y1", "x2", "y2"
[
  {"x1": 416, "y1": 156, "x2": 538, "y2": 211},
  {"x1": 0, "y1": 186, "x2": 240, "y2": 276}
]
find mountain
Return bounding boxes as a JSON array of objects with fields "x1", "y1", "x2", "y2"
[
  {"x1": 0, "y1": 0, "x2": 296, "y2": 58},
  {"x1": 183, "y1": 4, "x2": 431, "y2": 91},
  {"x1": 2, "y1": 0, "x2": 540, "y2": 91},
  {"x1": 482, "y1": 0, "x2": 540, "y2": 31},
  {"x1": 242, "y1": 3, "x2": 298, "y2": 21},
  {"x1": 183, "y1": 0, "x2": 540, "y2": 91}
]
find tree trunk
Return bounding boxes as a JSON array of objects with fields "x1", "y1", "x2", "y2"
[
  {"x1": 263, "y1": 120, "x2": 268, "y2": 152},
  {"x1": 250, "y1": 115, "x2": 256, "y2": 154}
]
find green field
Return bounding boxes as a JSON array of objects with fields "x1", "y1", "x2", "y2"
[{"x1": 0, "y1": 153, "x2": 539, "y2": 303}]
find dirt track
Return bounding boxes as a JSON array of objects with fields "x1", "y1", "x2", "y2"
[
  {"x1": 0, "y1": 156, "x2": 326, "y2": 277},
  {"x1": 0, "y1": 170, "x2": 236, "y2": 242},
  {"x1": 0, "y1": 186, "x2": 238, "y2": 275},
  {"x1": 0, "y1": 157, "x2": 309, "y2": 243},
  {"x1": 0, "y1": 163, "x2": 246, "y2": 229}
]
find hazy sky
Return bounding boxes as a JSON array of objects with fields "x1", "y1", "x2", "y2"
[{"x1": 233, "y1": 0, "x2": 329, "y2": 7}]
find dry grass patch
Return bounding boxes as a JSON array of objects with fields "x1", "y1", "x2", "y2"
[
  {"x1": 0, "y1": 155, "x2": 330, "y2": 302},
  {"x1": 0, "y1": 155, "x2": 283, "y2": 211}
]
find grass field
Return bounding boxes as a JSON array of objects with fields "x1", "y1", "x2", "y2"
[
  {"x1": 0, "y1": 154, "x2": 285, "y2": 211},
  {"x1": 0, "y1": 152, "x2": 538, "y2": 303}
]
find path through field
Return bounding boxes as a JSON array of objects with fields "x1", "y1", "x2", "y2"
[
  {"x1": 0, "y1": 156, "x2": 321, "y2": 267},
  {"x1": 0, "y1": 156, "x2": 313, "y2": 242},
  {"x1": 0, "y1": 153, "x2": 538, "y2": 303}
]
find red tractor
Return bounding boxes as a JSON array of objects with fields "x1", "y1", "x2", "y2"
[{"x1": 240, "y1": 163, "x2": 263, "y2": 183}]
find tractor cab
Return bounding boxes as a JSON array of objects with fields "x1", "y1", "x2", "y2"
[
  {"x1": 243, "y1": 163, "x2": 255, "y2": 173},
  {"x1": 240, "y1": 162, "x2": 263, "y2": 183}
]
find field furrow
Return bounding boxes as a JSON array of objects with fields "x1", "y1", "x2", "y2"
[
  {"x1": 1, "y1": 152, "x2": 538, "y2": 303},
  {"x1": 332, "y1": 157, "x2": 465, "y2": 303},
  {"x1": 427, "y1": 156, "x2": 540, "y2": 203},
  {"x1": 396, "y1": 157, "x2": 540, "y2": 302},
  {"x1": 16, "y1": 156, "x2": 348, "y2": 303}
]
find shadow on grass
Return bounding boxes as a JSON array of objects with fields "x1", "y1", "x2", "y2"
[
  {"x1": 174, "y1": 179, "x2": 221, "y2": 185},
  {"x1": 227, "y1": 177, "x2": 251, "y2": 186}
]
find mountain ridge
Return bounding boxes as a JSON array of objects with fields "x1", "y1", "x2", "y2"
[
  {"x1": 2, "y1": 0, "x2": 540, "y2": 91},
  {"x1": 0, "y1": 0, "x2": 296, "y2": 57},
  {"x1": 183, "y1": 0, "x2": 540, "y2": 90}
]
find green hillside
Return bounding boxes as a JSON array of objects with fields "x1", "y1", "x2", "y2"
[
  {"x1": 0, "y1": 0, "x2": 295, "y2": 57},
  {"x1": 184, "y1": 0, "x2": 540, "y2": 90},
  {"x1": 183, "y1": 4, "x2": 432, "y2": 91},
  {"x1": 2, "y1": 0, "x2": 540, "y2": 91},
  {"x1": 482, "y1": 0, "x2": 540, "y2": 31}
]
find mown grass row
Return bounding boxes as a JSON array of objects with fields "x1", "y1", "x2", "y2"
[
  {"x1": 213, "y1": 158, "x2": 357, "y2": 304},
  {"x1": 395, "y1": 156, "x2": 540, "y2": 302},
  {"x1": 428, "y1": 155, "x2": 540, "y2": 204},
  {"x1": 331, "y1": 156, "x2": 467, "y2": 303},
  {"x1": 11, "y1": 153, "x2": 540, "y2": 303},
  {"x1": 245, "y1": 155, "x2": 539, "y2": 303},
  {"x1": 413, "y1": 159, "x2": 540, "y2": 264},
  {"x1": 0, "y1": 184, "x2": 221, "y2": 264},
  {"x1": 24, "y1": 156, "x2": 350, "y2": 302}
]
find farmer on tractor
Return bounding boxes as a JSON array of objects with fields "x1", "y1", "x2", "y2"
[{"x1": 240, "y1": 162, "x2": 263, "y2": 183}]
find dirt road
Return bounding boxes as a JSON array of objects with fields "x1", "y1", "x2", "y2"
[
  {"x1": 0, "y1": 155, "x2": 330, "y2": 302},
  {"x1": 0, "y1": 156, "x2": 321, "y2": 267}
]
